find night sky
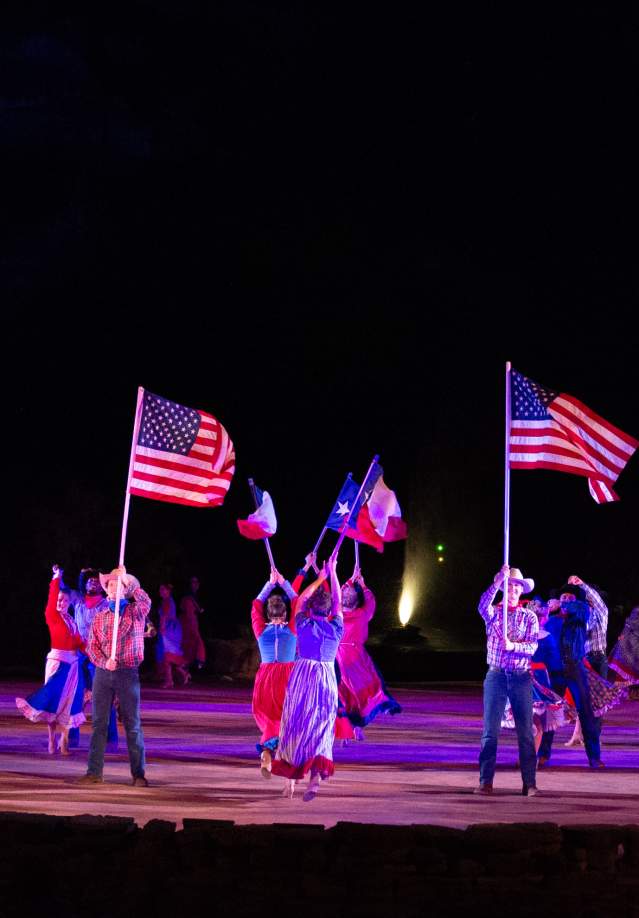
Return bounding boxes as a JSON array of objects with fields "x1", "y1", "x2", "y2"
[{"x1": 3, "y1": 4, "x2": 637, "y2": 667}]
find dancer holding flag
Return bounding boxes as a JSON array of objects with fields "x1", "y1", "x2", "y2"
[
  {"x1": 76, "y1": 387, "x2": 234, "y2": 784},
  {"x1": 476, "y1": 564, "x2": 539, "y2": 796},
  {"x1": 250, "y1": 567, "x2": 299, "y2": 777},
  {"x1": 78, "y1": 566, "x2": 151, "y2": 785},
  {"x1": 238, "y1": 481, "x2": 305, "y2": 775},
  {"x1": 336, "y1": 560, "x2": 402, "y2": 740},
  {"x1": 271, "y1": 557, "x2": 343, "y2": 801},
  {"x1": 318, "y1": 465, "x2": 406, "y2": 740}
]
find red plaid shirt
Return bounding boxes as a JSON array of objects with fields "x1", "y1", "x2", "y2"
[
  {"x1": 87, "y1": 588, "x2": 151, "y2": 669},
  {"x1": 478, "y1": 582, "x2": 539, "y2": 671}
]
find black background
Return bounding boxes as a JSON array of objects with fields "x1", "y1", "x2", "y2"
[{"x1": 3, "y1": 3, "x2": 637, "y2": 667}]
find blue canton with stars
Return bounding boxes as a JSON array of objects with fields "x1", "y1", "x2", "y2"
[
  {"x1": 511, "y1": 370, "x2": 558, "y2": 420},
  {"x1": 138, "y1": 391, "x2": 201, "y2": 454}
]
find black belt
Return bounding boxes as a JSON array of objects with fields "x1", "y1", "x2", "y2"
[{"x1": 488, "y1": 665, "x2": 530, "y2": 674}]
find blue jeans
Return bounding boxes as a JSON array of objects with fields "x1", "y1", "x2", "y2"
[
  {"x1": 479, "y1": 668, "x2": 537, "y2": 788},
  {"x1": 69, "y1": 658, "x2": 118, "y2": 748},
  {"x1": 87, "y1": 667, "x2": 145, "y2": 778},
  {"x1": 538, "y1": 661, "x2": 602, "y2": 764}
]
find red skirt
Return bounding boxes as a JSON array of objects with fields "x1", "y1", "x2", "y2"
[{"x1": 251, "y1": 661, "x2": 294, "y2": 744}]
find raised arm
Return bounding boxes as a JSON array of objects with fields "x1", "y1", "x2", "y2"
[
  {"x1": 295, "y1": 567, "x2": 329, "y2": 618},
  {"x1": 478, "y1": 565, "x2": 509, "y2": 623},
  {"x1": 350, "y1": 570, "x2": 376, "y2": 621},
  {"x1": 44, "y1": 565, "x2": 62, "y2": 627},
  {"x1": 327, "y1": 557, "x2": 342, "y2": 619},
  {"x1": 251, "y1": 574, "x2": 276, "y2": 639},
  {"x1": 129, "y1": 587, "x2": 152, "y2": 621},
  {"x1": 574, "y1": 578, "x2": 609, "y2": 634}
]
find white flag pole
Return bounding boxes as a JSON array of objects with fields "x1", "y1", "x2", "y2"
[
  {"x1": 110, "y1": 387, "x2": 145, "y2": 662},
  {"x1": 354, "y1": 540, "x2": 360, "y2": 574},
  {"x1": 503, "y1": 362, "x2": 512, "y2": 641},
  {"x1": 330, "y1": 455, "x2": 379, "y2": 562}
]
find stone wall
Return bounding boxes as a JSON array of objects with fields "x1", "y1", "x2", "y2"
[{"x1": 1, "y1": 812, "x2": 639, "y2": 917}]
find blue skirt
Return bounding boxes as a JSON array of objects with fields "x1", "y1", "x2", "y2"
[{"x1": 16, "y1": 657, "x2": 87, "y2": 728}]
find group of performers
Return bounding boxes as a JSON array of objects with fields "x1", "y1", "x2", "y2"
[
  {"x1": 477, "y1": 565, "x2": 639, "y2": 796},
  {"x1": 14, "y1": 555, "x2": 639, "y2": 799},
  {"x1": 13, "y1": 550, "x2": 402, "y2": 797},
  {"x1": 250, "y1": 552, "x2": 401, "y2": 801}
]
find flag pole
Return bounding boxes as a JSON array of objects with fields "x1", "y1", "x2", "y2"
[
  {"x1": 503, "y1": 363, "x2": 512, "y2": 641},
  {"x1": 330, "y1": 455, "x2": 380, "y2": 562},
  {"x1": 248, "y1": 478, "x2": 276, "y2": 569},
  {"x1": 306, "y1": 472, "x2": 354, "y2": 571},
  {"x1": 354, "y1": 540, "x2": 360, "y2": 574},
  {"x1": 110, "y1": 387, "x2": 145, "y2": 661}
]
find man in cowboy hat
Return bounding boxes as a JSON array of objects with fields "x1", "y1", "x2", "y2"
[
  {"x1": 475, "y1": 563, "x2": 540, "y2": 796},
  {"x1": 537, "y1": 575, "x2": 607, "y2": 768},
  {"x1": 78, "y1": 565, "x2": 152, "y2": 786}
]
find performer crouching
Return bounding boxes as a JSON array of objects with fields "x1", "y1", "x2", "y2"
[{"x1": 271, "y1": 557, "x2": 343, "y2": 801}]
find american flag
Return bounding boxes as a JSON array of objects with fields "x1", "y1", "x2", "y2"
[
  {"x1": 509, "y1": 369, "x2": 638, "y2": 503},
  {"x1": 128, "y1": 390, "x2": 235, "y2": 508}
]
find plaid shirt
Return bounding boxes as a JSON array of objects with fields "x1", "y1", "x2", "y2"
[
  {"x1": 583, "y1": 582, "x2": 608, "y2": 655},
  {"x1": 87, "y1": 588, "x2": 151, "y2": 669},
  {"x1": 478, "y1": 582, "x2": 539, "y2": 671}
]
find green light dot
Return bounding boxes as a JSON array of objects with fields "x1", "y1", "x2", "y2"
[{"x1": 436, "y1": 544, "x2": 444, "y2": 552}]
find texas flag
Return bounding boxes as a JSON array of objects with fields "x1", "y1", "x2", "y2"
[
  {"x1": 237, "y1": 487, "x2": 277, "y2": 539},
  {"x1": 346, "y1": 475, "x2": 408, "y2": 551},
  {"x1": 326, "y1": 467, "x2": 407, "y2": 552}
]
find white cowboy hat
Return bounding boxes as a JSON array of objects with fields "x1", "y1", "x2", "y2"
[
  {"x1": 494, "y1": 567, "x2": 535, "y2": 594},
  {"x1": 99, "y1": 568, "x2": 140, "y2": 597}
]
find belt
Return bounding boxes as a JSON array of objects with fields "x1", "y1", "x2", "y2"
[{"x1": 488, "y1": 665, "x2": 530, "y2": 675}]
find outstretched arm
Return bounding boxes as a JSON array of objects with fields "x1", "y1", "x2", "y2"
[
  {"x1": 295, "y1": 567, "x2": 329, "y2": 616},
  {"x1": 44, "y1": 565, "x2": 62, "y2": 626},
  {"x1": 478, "y1": 564, "x2": 509, "y2": 623},
  {"x1": 327, "y1": 557, "x2": 342, "y2": 619}
]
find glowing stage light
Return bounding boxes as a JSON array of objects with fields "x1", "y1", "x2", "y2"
[
  {"x1": 437, "y1": 556, "x2": 444, "y2": 563},
  {"x1": 399, "y1": 588, "x2": 414, "y2": 626},
  {"x1": 436, "y1": 543, "x2": 444, "y2": 552}
]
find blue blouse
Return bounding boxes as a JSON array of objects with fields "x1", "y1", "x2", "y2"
[
  {"x1": 295, "y1": 613, "x2": 344, "y2": 663},
  {"x1": 257, "y1": 623, "x2": 297, "y2": 663}
]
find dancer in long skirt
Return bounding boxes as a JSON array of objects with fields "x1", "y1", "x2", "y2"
[
  {"x1": 335, "y1": 566, "x2": 401, "y2": 742},
  {"x1": 16, "y1": 564, "x2": 86, "y2": 754},
  {"x1": 271, "y1": 557, "x2": 343, "y2": 801},
  {"x1": 251, "y1": 568, "x2": 298, "y2": 777},
  {"x1": 155, "y1": 583, "x2": 190, "y2": 688}
]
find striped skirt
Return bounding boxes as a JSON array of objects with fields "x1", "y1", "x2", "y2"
[
  {"x1": 271, "y1": 658, "x2": 338, "y2": 780},
  {"x1": 16, "y1": 649, "x2": 87, "y2": 728}
]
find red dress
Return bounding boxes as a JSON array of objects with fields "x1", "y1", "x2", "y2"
[
  {"x1": 251, "y1": 600, "x2": 298, "y2": 750},
  {"x1": 335, "y1": 587, "x2": 402, "y2": 728}
]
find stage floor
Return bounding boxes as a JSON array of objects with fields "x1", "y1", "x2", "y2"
[{"x1": 1, "y1": 679, "x2": 637, "y2": 828}]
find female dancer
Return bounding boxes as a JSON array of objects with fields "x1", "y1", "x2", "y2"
[
  {"x1": 336, "y1": 566, "x2": 401, "y2": 742},
  {"x1": 16, "y1": 564, "x2": 87, "y2": 754},
  {"x1": 251, "y1": 568, "x2": 298, "y2": 777},
  {"x1": 271, "y1": 558, "x2": 343, "y2": 801},
  {"x1": 156, "y1": 583, "x2": 190, "y2": 687}
]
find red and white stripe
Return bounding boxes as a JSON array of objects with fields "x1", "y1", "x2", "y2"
[
  {"x1": 510, "y1": 393, "x2": 638, "y2": 504},
  {"x1": 129, "y1": 410, "x2": 235, "y2": 508}
]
